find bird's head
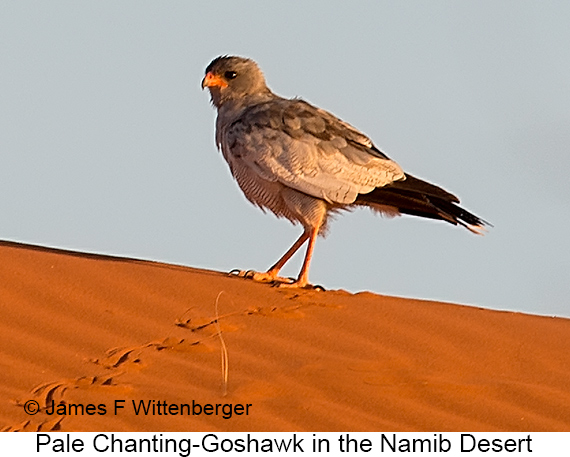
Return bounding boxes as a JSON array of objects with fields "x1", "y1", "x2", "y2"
[{"x1": 202, "y1": 56, "x2": 271, "y2": 108}]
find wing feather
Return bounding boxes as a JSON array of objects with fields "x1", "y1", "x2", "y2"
[{"x1": 222, "y1": 99, "x2": 404, "y2": 204}]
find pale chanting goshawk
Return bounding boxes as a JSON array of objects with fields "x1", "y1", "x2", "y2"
[{"x1": 202, "y1": 55, "x2": 487, "y2": 289}]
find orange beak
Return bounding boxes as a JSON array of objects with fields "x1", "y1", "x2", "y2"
[{"x1": 201, "y1": 72, "x2": 228, "y2": 89}]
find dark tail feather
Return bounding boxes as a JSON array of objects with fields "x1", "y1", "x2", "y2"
[{"x1": 356, "y1": 174, "x2": 489, "y2": 233}]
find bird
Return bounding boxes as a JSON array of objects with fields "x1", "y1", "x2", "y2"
[{"x1": 202, "y1": 55, "x2": 488, "y2": 289}]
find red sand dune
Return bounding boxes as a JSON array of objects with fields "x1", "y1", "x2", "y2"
[{"x1": 0, "y1": 240, "x2": 569, "y2": 432}]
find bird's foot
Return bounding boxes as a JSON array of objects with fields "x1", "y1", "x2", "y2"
[
  {"x1": 274, "y1": 281, "x2": 325, "y2": 290},
  {"x1": 272, "y1": 279, "x2": 326, "y2": 291},
  {"x1": 228, "y1": 269, "x2": 293, "y2": 284},
  {"x1": 228, "y1": 269, "x2": 325, "y2": 290}
]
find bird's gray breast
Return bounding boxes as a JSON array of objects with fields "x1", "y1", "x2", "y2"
[{"x1": 216, "y1": 110, "x2": 301, "y2": 224}]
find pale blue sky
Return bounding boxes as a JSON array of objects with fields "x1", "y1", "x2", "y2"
[{"x1": 1, "y1": 1, "x2": 569, "y2": 317}]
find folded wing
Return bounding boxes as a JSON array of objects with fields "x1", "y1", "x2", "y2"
[{"x1": 223, "y1": 99, "x2": 405, "y2": 205}]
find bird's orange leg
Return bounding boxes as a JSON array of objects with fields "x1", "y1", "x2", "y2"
[
  {"x1": 267, "y1": 231, "x2": 310, "y2": 275},
  {"x1": 278, "y1": 226, "x2": 319, "y2": 288},
  {"x1": 242, "y1": 231, "x2": 310, "y2": 284}
]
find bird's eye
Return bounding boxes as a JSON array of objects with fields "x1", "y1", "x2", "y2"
[{"x1": 224, "y1": 71, "x2": 237, "y2": 80}]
